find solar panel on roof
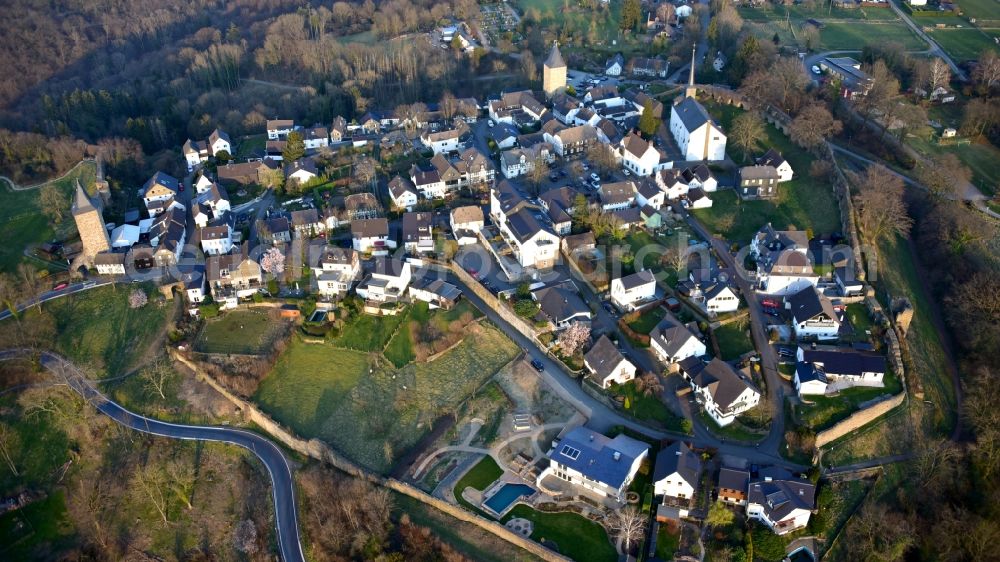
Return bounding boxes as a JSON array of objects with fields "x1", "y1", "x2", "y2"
[{"x1": 560, "y1": 445, "x2": 581, "y2": 460}]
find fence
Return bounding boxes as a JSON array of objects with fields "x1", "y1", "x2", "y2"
[{"x1": 170, "y1": 350, "x2": 572, "y2": 562}]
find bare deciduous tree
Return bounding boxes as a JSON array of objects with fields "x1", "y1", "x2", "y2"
[
  {"x1": 789, "y1": 104, "x2": 842, "y2": 148},
  {"x1": 0, "y1": 422, "x2": 19, "y2": 476},
  {"x1": 39, "y1": 183, "x2": 67, "y2": 224},
  {"x1": 729, "y1": 111, "x2": 766, "y2": 162},
  {"x1": 851, "y1": 164, "x2": 912, "y2": 256},
  {"x1": 139, "y1": 359, "x2": 172, "y2": 400},
  {"x1": 233, "y1": 519, "x2": 259, "y2": 554},
  {"x1": 608, "y1": 506, "x2": 646, "y2": 553},
  {"x1": 133, "y1": 464, "x2": 170, "y2": 523}
]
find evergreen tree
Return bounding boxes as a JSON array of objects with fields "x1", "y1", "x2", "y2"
[
  {"x1": 282, "y1": 131, "x2": 305, "y2": 162},
  {"x1": 620, "y1": 0, "x2": 642, "y2": 32},
  {"x1": 638, "y1": 100, "x2": 659, "y2": 138}
]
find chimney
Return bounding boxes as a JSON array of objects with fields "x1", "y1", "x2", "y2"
[
  {"x1": 613, "y1": 451, "x2": 621, "y2": 461},
  {"x1": 589, "y1": 434, "x2": 594, "y2": 441}
]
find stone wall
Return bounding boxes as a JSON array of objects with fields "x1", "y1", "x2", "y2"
[
  {"x1": 815, "y1": 391, "x2": 906, "y2": 448},
  {"x1": 170, "y1": 350, "x2": 572, "y2": 562}
]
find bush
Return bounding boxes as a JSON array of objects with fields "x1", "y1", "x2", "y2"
[
  {"x1": 252, "y1": 292, "x2": 264, "y2": 303},
  {"x1": 267, "y1": 279, "x2": 279, "y2": 294},
  {"x1": 513, "y1": 298, "x2": 539, "y2": 318},
  {"x1": 200, "y1": 303, "x2": 220, "y2": 318}
]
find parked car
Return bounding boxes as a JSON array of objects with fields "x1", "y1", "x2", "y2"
[
  {"x1": 623, "y1": 169, "x2": 631, "y2": 177},
  {"x1": 466, "y1": 268, "x2": 479, "y2": 279},
  {"x1": 487, "y1": 119, "x2": 495, "y2": 127},
  {"x1": 591, "y1": 180, "x2": 601, "y2": 189},
  {"x1": 52, "y1": 282, "x2": 69, "y2": 291},
  {"x1": 530, "y1": 359, "x2": 545, "y2": 372},
  {"x1": 811, "y1": 65, "x2": 822, "y2": 75}
]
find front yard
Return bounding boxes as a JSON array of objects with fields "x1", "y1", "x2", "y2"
[
  {"x1": 610, "y1": 380, "x2": 687, "y2": 432},
  {"x1": 713, "y1": 322, "x2": 754, "y2": 361}
]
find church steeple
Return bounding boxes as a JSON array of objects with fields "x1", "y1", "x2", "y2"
[{"x1": 685, "y1": 45, "x2": 698, "y2": 99}]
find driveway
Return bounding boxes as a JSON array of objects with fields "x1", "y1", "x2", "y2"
[{"x1": 0, "y1": 349, "x2": 306, "y2": 562}]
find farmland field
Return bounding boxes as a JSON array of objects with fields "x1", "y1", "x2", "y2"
[
  {"x1": 738, "y1": 5, "x2": 922, "y2": 51},
  {"x1": 928, "y1": 28, "x2": 999, "y2": 61}
]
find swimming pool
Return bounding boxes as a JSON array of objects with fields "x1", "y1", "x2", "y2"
[
  {"x1": 309, "y1": 310, "x2": 327, "y2": 322},
  {"x1": 483, "y1": 483, "x2": 534, "y2": 515}
]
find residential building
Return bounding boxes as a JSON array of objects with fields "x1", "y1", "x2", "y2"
[
  {"x1": 629, "y1": 57, "x2": 669, "y2": 78},
  {"x1": 605, "y1": 53, "x2": 625, "y2": 76},
  {"x1": 388, "y1": 176, "x2": 419, "y2": 211},
  {"x1": 501, "y1": 207, "x2": 561, "y2": 269},
  {"x1": 552, "y1": 93, "x2": 582, "y2": 124},
  {"x1": 656, "y1": 169, "x2": 691, "y2": 200},
  {"x1": 737, "y1": 165, "x2": 780, "y2": 199},
  {"x1": 311, "y1": 246, "x2": 360, "y2": 297},
  {"x1": 750, "y1": 224, "x2": 818, "y2": 296},
  {"x1": 147, "y1": 207, "x2": 186, "y2": 266},
  {"x1": 635, "y1": 179, "x2": 666, "y2": 209},
  {"x1": 718, "y1": 467, "x2": 750, "y2": 506},
  {"x1": 182, "y1": 139, "x2": 209, "y2": 169},
  {"x1": 451, "y1": 205, "x2": 485, "y2": 245},
  {"x1": 265, "y1": 140, "x2": 286, "y2": 161},
  {"x1": 756, "y1": 149, "x2": 794, "y2": 182},
  {"x1": 499, "y1": 144, "x2": 553, "y2": 179},
  {"x1": 344, "y1": 193, "x2": 382, "y2": 220},
  {"x1": 489, "y1": 90, "x2": 547, "y2": 125},
  {"x1": 543, "y1": 42, "x2": 568, "y2": 97},
  {"x1": 351, "y1": 218, "x2": 394, "y2": 255},
  {"x1": 409, "y1": 277, "x2": 462, "y2": 309},
  {"x1": 794, "y1": 345, "x2": 887, "y2": 396},
  {"x1": 410, "y1": 167, "x2": 447, "y2": 199},
  {"x1": 819, "y1": 57, "x2": 873, "y2": 99},
  {"x1": 421, "y1": 127, "x2": 463, "y2": 155},
  {"x1": 532, "y1": 284, "x2": 592, "y2": 329},
  {"x1": 290, "y1": 208, "x2": 323, "y2": 237},
  {"x1": 669, "y1": 97, "x2": 727, "y2": 161},
  {"x1": 787, "y1": 286, "x2": 840, "y2": 340},
  {"x1": 94, "y1": 251, "x2": 126, "y2": 275},
  {"x1": 650, "y1": 312, "x2": 706, "y2": 365},
  {"x1": 652, "y1": 442, "x2": 701, "y2": 499},
  {"x1": 179, "y1": 266, "x2": 206, "y2": 304},
  {"x1": 217, "y1": 160, "x2": 274, "y2": 187},
  {"x1": 562, "y1": 231, "x2": 596, "y2": 256},
  {"x1": 584, "y1": 335, "x2": 637, "y2": 389},
  {"x1": 492, "y1": 122, "x2": 520, "y2": 149},
  {"x1": 206, "y1": 245, "x2": 263, "y2": 306},
  {"x1": 599, "y1": 181, "x2": 636, "y2": 211},
  {"x1": 747, "y1": 469, "x2": 815, "y2": 535},
  {"x1": 285, "y1": 159, "x2": 319, "y2": 186},
  {"x1": 536, "y1": 426, "x2": 650, "y2": 503},
  {"x1": 453, "y1": 147, "x2": 495, "y2": 188},
  {"x1": 680, "y1": 357, "x2": 761, "y2": 427},
  {"x1": 200, "y1": 223, "x2": 233, "y2": 256},
  {"x1": 141, "y1": 171, "x2": 181, "y2": 214},
  {"x1": 402, "y1": 212, "x2": 434, "y2": 254},
  {"x1": 835, "y1": 266, "x2": 864, "y2": 297},
  {"x1": 302, "y1": 124, "x2": 329, "y2": 150},
  {"x1": 610, "y1": 270, "x2": 657, "y2": 311},
  {"x1": 330, "y1": 116, "x2": 347, "y2": 142},
  {"x1": 266, "y1": 119, "x2": 295, "y2": 140},
  {"x1": 620, "y1": 132, "x2": 666, "y2": 177},
  {"x1": 544, "y1": 124, "x2": 599, "y2": 157},
  {"x1": 262, "y1": 217, "x2": 291, "y2": 245},
  {"x1": 539, "y1": 186, "x2": 578, "y2": 236},
  {"x1": 686, "y1": 188, "x2": 713, "y2": 210},
  {"x1": 681, "y1": 164, "x2": 718, "y2": 192},
  {"x1": 701, "y1": 282, "x2": 740, "y2": 313},
  {"x1": 355, "y1": 257, "x2": 412, "y2": 303}
]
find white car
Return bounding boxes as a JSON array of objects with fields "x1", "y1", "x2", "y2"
[
  {"x1": 811, "y1": 65, "x2": 821, "y2": 75},
  {"x1": 487, "y1": 119, "x2": 495, "y2": 127},
  {"x1": 590, "y1": 172, "x2": 600, "y2": 181},
  {"x1": 623, "y1": 169, "x2": 631, "y2": 177}
]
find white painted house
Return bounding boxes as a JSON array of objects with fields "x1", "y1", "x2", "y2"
[
  {"x1": 351, "y1": 218, "x2": 395, "y2": 255},
  {"x1": 199, "y1": 224, "x2": 233, "y2": 256},
  {"x1": 652, "y1": 442, "x2": 702, "y2": 499},
  {"x1": 787, "y1": 286, "x2": 840, "y2": 341},
  {"x1": 680, "y1": 358, "x2": 760, "y2": 427},
  {"x1": 355, "y1": 257, "x2": 412, "y2": 303},
  {"x1": 388, "y1": 176, "x2": 419, "y2": 212},
  {"x1": 756, "y1": 149, "x2": 794, "y2": 182},
  {"x1": 619, "y1": 132, "x2": 666, "y2": 177},
  {"x1": 610, "y1": 270, "x2": 657, "y2": 311},
  {"x1": 650, "y1": 313, "x2": 706, "y2": 365},
  {"x1": 421, "y1": 127, "x2": 462, "y2": 155},
  {"x1": 536, "y1": 426, "x2": 649, "y2": 503},
  {"x1": 450, "y1": 205, "x2": 485, "y2": 245},
  {"x1": 702, "y1": 283, "x2": 740, "y2": 313},
  {"x1": 311, "y1": 247, "x2": 361, "y2": 297},
  {"x1": 266, "y1": 119, "x2": 295, "y2": 140},
  {"x1": 584, "y1": 335, "x2": 637, "y2": 389},
  {"x1": 794, "y1": 345, "x2": 887, "y2": 396},
  {"x1": 669, "y1": 97, "x2": 727, "y2": 161},
  {"x1": 750, "y1": 225, "x2": 818, "y2": 296},
  {"x1": 746, "y1": 470, "x2": 815, "y2": 535}
]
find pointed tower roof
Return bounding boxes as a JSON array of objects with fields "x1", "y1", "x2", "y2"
[
  {"x1": 72, "y1": 180, "x2": 97, "y2": 216},
  {"x1": 545, "y1": 42, "x2": 566, "y2": 69}
]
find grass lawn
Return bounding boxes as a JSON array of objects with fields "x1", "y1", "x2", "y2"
[
  {"x1": 713, "y1": 322, "x2": 754, "y2": 360},
  {"x1": 194, "y1": 309, "x2": 284, "y2": 354},
  {"x1": 844, "y1": 303, "x2": 873, "y2": 341},
  {"x1": 256, "y1": 323, "x2": 519, "y2": 472},
  {"x1": 909, "y1": 136, "x2": 1000, "y2": 197},
  {"x1": 384, "y1": 301, "x2": 483, "y2": 367},
  {"x1": 627, "y1": 306, "x2": 666, "y2": 335},
  {"x1": 695, "y1": 102, "x2": 841, "y2": 242},
  {"x1": 392, "y1": 493, "x2": 544, "y2": 562},
  {"x1": 797, "y1": 369, "x2": 903, "y2": 431},
  {"x1": 234, "y1": 134, "x2": 266, "y2": 160},
  {"x1": 331, "y1": 310, "x2": 407, "y2": 352},
  {"x1": 611, "y1": 380, "x2": 686, "y2": 431},
  {"x1": 0, "y1": 160, "x2": 96, "y2": 273},
  {"x1": 698, "y1": 411, "x2": 766, "y2": 442},
  {"x1": 502, "y1": 505, "x2": 617, "y2": 562},
  {"x1": 655, "y1": 524, "x2": 681, "y2": 560},
  {"x1": 454, "y1": 455, "x2": 503, "y2": 511},
  {"x1": 818, "y1": 21, "x2": 923, "y2": 50},
  {"x1": 515, "y1": 0, "x2": 624, "y2": 47},
  {"x1": 0, "y1": 490, "x2": 75, "y2": 559},
  {"x1": 43, "y1": 284, "x2": 171, "y2": 375},
  {"x1": 928, "y1": 29, "x2": 999, "y2": 62}
]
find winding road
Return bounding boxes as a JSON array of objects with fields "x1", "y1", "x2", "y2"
[{"x1": 0, "y1": 349, "x2": 305, "y2": 562}]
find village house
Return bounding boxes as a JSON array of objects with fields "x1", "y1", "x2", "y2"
[
  {"x1": 584, "y1": 335, "x2": 637, "y2": 389},
  {"x1": 262, "y1": 216, "x2": 291, "y2": 245},
  {"x1": 388, "y1": 176, "x2": 419, "y2": 212},
  {"x1": 409, "y1": 277, "x2": 463, "y2": 309},
  {"x1": 94, "y1": 252, "x2": 127, "y2": 275},
  {"x1": 787, "y1": 286, "x2": 841, "y2": 341},
  {"x1": 199, "y1": 222, "x2": 233, "y2": 256},
  {"x1": 599, "y1": 181, "x2": 636, "y2": 211},
  {"x1": 650, "y1": 312, "x2": 706, "y2": 365},
  {"x1": 679, "y1": 357, "x2": 761, "y2": 427},
  {"x1": 652, "y1": 441, "x2": 701, "y2": 499},
  {"x1": 355, "y1": 257, "x2": 412, "y2": 303},
  {"x1": 629, "y1": 57, "x2": 669, "y2": 78},
  {"x1": 330, "y1": 116, "x2": 347, "y2": 142},
  {"x1": 402, "y1": 212, "x2": 434, "y2": 254},
  {"x1": 756, "y1": 149, "x2": 794, "y2": 182},
  {"x1": 544, "y1": 124, "x2": 599, "y2": 158},
  {"x1": 794, "y1": 345, "x2": 887, "y2": 396},
  {"x1": 669, "y1": 97, "x2": 727, "y2": 161},
  {"x1": 610, "y1": 270, "x2": 657, "y2": 311},
  {"x1": 552, "y1": 94, "x2": 583, "y2": 125},
  {"x1": 216, "y1": 160, "x2": 274, "y2": 187},
  {"x1": 604, "y1": 53, "x2": 625, "y2": 76},
  {"x1": 499, "y1": 144, "x2": 554, "y2": 179},
  {"x1": 539, "y1": 186, "x2": 578, "y2": 236},
  {"x1": 206, "y1": 245, "x2": 263, "y2": 307},
  {"x1": 421, "y1": 127, "x2": 463, "y2": 155},
  {"x1": 285, "y1": 159, "x2": 319, "y2": 187},
  {"x1": 302, "y1": 124, "x2": 329, "y2": 150},
  {"x1": 737, "y1": 165, "x2": 780, "y2": 199},
  {"x1": 619, "y1": 132, "x2": 668, "y2": 177},
  {"x1": 536, "y1": 426, "x2": 649, "y2": 503},
  {"x1": 489, "y1": 90, "x2": 547, "y2": 125},
  {"x1": 183, "y1": 128, "x2": 232, "y2": 170},
  {"x1": 146, "y1": 206, "x2": 186, "y2": 266},
  {"x1": 141, "y1": 171, "x2": 182, "y2": 216},
  {"x1": 290, "y1": 208, "x2": 323, "y2": 237},
  {"x1": 410, "y1": 166, "x2": 447, "y2": 199},
  {"x1": 751, "y1": 224, "x2": 819, "y2": 295},
  {"x1": 344, "y1": 193, "x2": 382, "y2": 220},
  {"x1": 351, "y1": 218, "x2": 394, "y2": 255},
  {"x1": 700, "y1": 282, "x2": 740, "y2": 313},
  {"x1": 746, "y1": 469, "x2": 816, "y2": 534},
  {"x1": 310, "y1": 246, "x2": 360, "y2": 297},
  {"x1": 266, "y1": 119, "x2": 295, "y2": 140},
  {"x1": 532, "y1": 283, "x2": 592, "y2": 329},
  {"x1": 718, "y1": 466, "x2": 750, "y2": 506},
  {"x1": 265, "y1": 140, "x2": 287, "y2": 161},
  {"x1": 450, "y1": 205, "x2": 485, "y2": 245}
]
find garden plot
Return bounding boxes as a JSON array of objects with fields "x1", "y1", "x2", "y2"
[{"x1": 194, "y1": 309, "x2": 288, "y2": 355}]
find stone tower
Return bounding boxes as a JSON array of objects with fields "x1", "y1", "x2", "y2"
[
  {"x1": 542, "y1": 42, "x2": 567, "y2": 98},
  {"x1": 72, "y1": 180, "x2": 110, "y2": 262}
]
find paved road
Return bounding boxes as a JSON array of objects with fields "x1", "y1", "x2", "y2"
[
  {"x1": 0, "y1": 349, "x2": 306, "y2": 562},
  {"x1": 0, "y1": 280, "x2": 113, "y2": 321},
  {"x1": 887, "y1": 0, "x2": 966, "y2": 80},
  {"x1": 429, "y1": 266, "x2": 806, "y2": 469}
]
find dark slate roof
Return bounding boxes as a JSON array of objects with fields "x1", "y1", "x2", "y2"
[
  {"x1": 284, "y1": 159, "x2": 318, "y2": 177},
  {"x1": 290, "y1": 208, "x2": 319, "y2": 227},
  {"x1": 672, "y1": 97, "x2": 714, "y2": 132},
  {"x1": 410, "y1": 277, "x2": 462, "y2": 301},
  {"x1": 651, "y1": 312, "x2": 701, "y2": 358},
  {"x1": 652, "y1": 441, "x2": 702, "y2": 490},
  {"x1": 585, "y1": 335, "x2": 628, "y2": 382},
  {"x1": 748, "y1": 469, "x2": 815, "y2": 522},
  {"x1": 617, "y1": 270, "x2": 655, "y2": 291},
  {"x1": 756, "y1": 148, "x2": 786, "y2": 169},
  {"x1": 316, "y1": 246, "x2": 356, "y2": 267},
  {"x1": 795, "y1": 362, "x2": 828, "y2": 384},
  {"x1": 612, "y1": 206, "x2": 642, "y2": 225},
  {"x1": 494, "y1": 180, "x2": 530, "y2": 215},
  {"x1": 563, "y1": 231, "x2": 596, "y2": 252},
  {"x1": 506, "y1": 207, "x2": 552, "y2": 244},
  {"x1": 798, "y1": 346, "x2": 886, "y2": 377},
  {"x1": 787, "y1": 286, "x2": 837, "y2": 323},
  {"x1": 552, "y1": 427, "x2": 649, "y2": 489},
  {"x1": 600, "y1": 181, "x2": 636, "y2": 205},
  {"x1": 402, "y1": 212, "x2": 433, "y2": 242},
  {"x1": 718, "y1": 466, "x2": 749, "y2": 492},
  {"x1": 370, "y1": 256, "x2": 407, "y2": 278},
  {"x1": 689, "y1": 358, "x2": 759, "y2": 412},
  {"x1": 389, "y1": 176, "x2": 417, "y2": 198},
  {"x1": 351, "y1": 218, "x2": 389, "y2": 238},
  {"x1": 533, "y1": 285, "x2": 590, "y2": 324},
  {"x1": 142, "y1": 171, "x2": 180, "y2": 197},
  {"x1": 544, "y1": 42, "x2": 566, "y2": 68}
]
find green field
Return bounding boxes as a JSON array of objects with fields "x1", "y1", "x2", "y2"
[
  {"x1": 797, "y1": 369, "x2": 903, "y2": 431},
  {"x1": 627, "y1": 306, "x2": 666, "y2": 335},
  {"x1": 713, "y1": 322, "x2": 754, "y2": 361},
  {"x1": 195, "y1": 309, "x2": 285, "y2": 354},
  {"x1": 515, "y1": 0, "x2": 623, "y2": 45},
  {"x1": 43, "y1": 284, "x2": 171, "y2": 375},
  {"x1": 693, "y1": 102, "x2": 842, "y2": 242},
  {"x1": 740, "y1": 5, "x2": 922, "y2": 51},
  {"x1": 818, "y1": 21, "x2": 924, "y2": 50},
  {"x1": 956, "y1": 0, "x2": 1000, "y2": 23},
  {"x1": 611, "y1": 380, "x2": 686, "y2": 431},
  {"x1": 0, "y1": 490, "x2": 75, "y2": 559},
  {"x1": 330, "y1": 310, "x2": 407, "y2": 352},
  {"x1": 256, "y1": 323, "x2": 519, "y2": 472},
  {"x1": 0, "y1": 396, "x2": 72, "y2": 496},
  {"x1": 502, "y1": 505, "x2": 617, "y2": 562},
  {"x1": 909, "y1": 136, "x2": 1000, "y2": 197},
  {"x1": 928, "y1": 28, "x2": 999, "y2": 61},
  {"x1": 0, "y1": 161, "x2": 95, "y2": 273},
  {"x1": 738, "y1": 5, "x2": 899, "y2": 21},
  {"x1": 383, "y1": 301, "x2": 482, "y2": 367}
]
